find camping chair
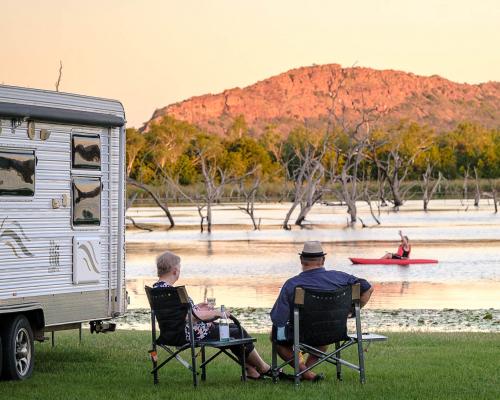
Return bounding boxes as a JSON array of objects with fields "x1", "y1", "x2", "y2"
[
  {"x1": 145, "y1": 285, "x2": 256, "y2": 387},
  {"x1": 271, "y1": 283, "x2": 387, "y2": 386}
]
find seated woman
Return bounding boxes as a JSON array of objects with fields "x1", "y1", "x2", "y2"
[
  {"x1": 153, "y1": 250, "x2": 272, "y2": 380},
  {"x1": 382, "y1": 230, "x2": 411, "y2": 259}
]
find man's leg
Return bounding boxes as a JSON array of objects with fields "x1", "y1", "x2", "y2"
[
  {"x1": 276, "y1": 344, "x2": 318, "y2": 380},
  {"x1": 305, "y1": 345, "x2": 328, "y2": 371}
]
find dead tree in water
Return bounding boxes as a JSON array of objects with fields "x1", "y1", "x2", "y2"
[
  {"x1": 329, "y1": 140, "x2": 367, "y2": 225},
  {"x1": 282, "y1": 152, "x2": 326, "y2": 229},
  {"x1": 483, "y1": 180, "x2": 498, "y2": 214},
  {"x1": 294, "y1": 161, "x2": 325, "y2": 227},
  {"x1": 493, "y1": 186, "x2": 498, "y2": 214},
  {"x1": 421, "y1": 163, "x2": 443, "y2": 212},
  {"x1": 356, "y1": 178, "x2": 381, "y2": 228},
  {"x1": 127, "y1": 178, "x2": 175, "y2": 228},
  {"x1": 237, "y1": 178, "x2": 261, "y2": 230},
  {"x1": 474, "y1": 167, "x2": 481, "y2": 207},
  {"x1": 125, "y1": 192, "x2": 152, "y2": 231},
  {"x1": 324, "y1": 66, "x2": 387, "y2": 224},
  {"x1": 461, "y1": 167, "x2": 470, "y2": 206}
]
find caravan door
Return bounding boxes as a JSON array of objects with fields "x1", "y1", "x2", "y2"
[{"x1": 70, "y1": 131, "x2": 103, "y2": 286}]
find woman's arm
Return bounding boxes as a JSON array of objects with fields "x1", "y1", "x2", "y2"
[
  {"x1": 192, "y1": 308, "x2": 221, "y2": 321},
  {"x1": 398, "y1": 230, "x2": 408, "y2": 246}
]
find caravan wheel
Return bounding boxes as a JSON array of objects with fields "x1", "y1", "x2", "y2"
[
  {"x1": 0, "y1": 335, "x2": 2, "y2": 379},
  {"x1": 1, "y1": 315, "x2": 35, "y2": 380}
]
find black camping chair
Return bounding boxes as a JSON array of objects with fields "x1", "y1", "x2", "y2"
[
  {"x1": 271, "y1": 283, "x2": 387, "y2": 385},
  {"x1": 145, "y1": 285, "x2": 256, "y2": 387}
]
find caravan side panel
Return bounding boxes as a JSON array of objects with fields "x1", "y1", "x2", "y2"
[{"x1": 0, "y1": 86, "x2": 125, "y2": 327}]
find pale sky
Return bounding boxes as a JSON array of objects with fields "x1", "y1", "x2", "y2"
[{"x1": 1, "y1": 0, "x2": 499, "y2": 128}]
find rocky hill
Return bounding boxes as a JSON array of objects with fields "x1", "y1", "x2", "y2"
[{"x1": 144, "y1": 64, "x2": 500, "y2": 135}]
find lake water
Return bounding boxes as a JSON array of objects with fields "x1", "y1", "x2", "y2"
[{"x1": 125, "y1": 199, "x2": 500, "y2": 314}]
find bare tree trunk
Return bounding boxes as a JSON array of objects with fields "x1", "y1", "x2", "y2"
[
  {"x1": 377, "y1": 172, "x2": 388, "y2": 206},
  {"x1": 422, "y1": 164, "x2": 443, "y2": 212},
  {"x1": 462, "y1": 167, "x2": 469, "y2": 206},
  {"x1": 126, "y1": 216, "x2": 153, "y2": 231},
  {"x1": 127, "y1": 178, "x2": 175, "y2": 228},
  {"x1": 206, "y1": 200, "x2": 212, "y2": 233},
  {"x1": 238, "y1": 179, "x2": 261, "y2": 230},
  {"x1": 126, "y1": 192, "x2": 139, "y2": 211},
  {"x1": 486, "y1": 180, "x2": 498, "y2": 214},
  {"x1": 474, "y1": 167, "x2": 481, "y2": 207},
  {"x1": 390, "y1": 175, "x2": 404, "y2": 208},
  {"x1": 295, "y1": 190, "x2": 323, "y2": 226},
  {"x1": 283, "y1": 201, "x2": 299, "y2": 230},
  {"x1": 494, "y1": 190, "x2": 498, "y2": 214},
  {"x1": 295, "y1": 162, "x2": 324, "y2": 227},
  {"x1": 196, "y1": 205, "x2": 206, "y2": 233},
  {"x1": 363, "y1": 185, "x2": 381, "y2": 225}
]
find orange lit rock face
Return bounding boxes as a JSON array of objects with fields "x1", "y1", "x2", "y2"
[{"x1": 145, "y1": 64, "x2": 500, "y2": 135}]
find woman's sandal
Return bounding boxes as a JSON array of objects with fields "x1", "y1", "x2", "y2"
[
  {"x1": 261, "y1": 368, "x2": 295, "y2": 381},
  {"x1": 246, "y1": 367, "x2": 270, "y2": 381},
  {"x1": 246, "y1": 374, "x2": 267, "y2": 381}
]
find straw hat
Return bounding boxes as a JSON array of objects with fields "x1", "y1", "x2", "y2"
[{"x1": 299, "y1": 241, "x2": 327, "y2": 258}]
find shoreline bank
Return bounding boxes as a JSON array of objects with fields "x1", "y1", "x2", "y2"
[{"x1": 113, "y1": 307, "x2": 499, "y2": 333}]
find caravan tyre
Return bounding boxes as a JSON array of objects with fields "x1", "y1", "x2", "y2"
[
  {"x1": 1, "y1": 315, "x2": 35, "y2": 380},
  {"x1": 0, "y1": 335, "x2": 2, "y2": 379}
]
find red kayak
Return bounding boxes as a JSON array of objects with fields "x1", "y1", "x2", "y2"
[{"x1": 349, "y1": 257, "x2": 438, "y2": 265}]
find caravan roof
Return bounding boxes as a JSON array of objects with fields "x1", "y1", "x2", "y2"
[{"x1": 0, "y1": 85, "x2": 125, "y2": 128}]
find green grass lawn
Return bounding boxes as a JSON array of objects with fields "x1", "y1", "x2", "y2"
[{"x1": 1, "y1": 331, "x2": 499, "y2": 400}]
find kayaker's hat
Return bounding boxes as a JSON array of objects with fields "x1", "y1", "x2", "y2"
[{"x1": 299, "y1": 241, "x2": 327, "y2": 258}]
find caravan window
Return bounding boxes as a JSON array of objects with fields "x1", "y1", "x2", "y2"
[
  {"x1": 0, "y1": 149, "x2": 35, "y2": 197},
  {"x1": 72, "y1": 134, "x2": 101, "y2": 170},
  {"x1": 72, "y1": 177, "x2": 101, "y2": 226}
]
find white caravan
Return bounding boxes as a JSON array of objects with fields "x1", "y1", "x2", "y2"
[{"x1": 0, "y1": 85, "x2": 126, "y2": 380}]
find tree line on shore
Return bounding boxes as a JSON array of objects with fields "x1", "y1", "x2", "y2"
[{"x1": 126, "y1": 114, "x2": 499, "y2": 232}]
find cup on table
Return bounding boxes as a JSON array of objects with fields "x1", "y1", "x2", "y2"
[{"x1": 206, "y1": 297, "x2": 216, "y2": 310}]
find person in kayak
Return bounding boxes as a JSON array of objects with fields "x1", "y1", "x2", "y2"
[{"x1": 382, "y1": 230, "x2": 411, "y2": 259}]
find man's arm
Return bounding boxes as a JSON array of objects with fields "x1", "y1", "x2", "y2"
[
  {"x1": 343, "y1": 272, "x2": 373, "y2": 308},
  {"x1": 360, "y1": 286, "x2": 374, "y2": 308},
  {"x1": 270, "y1": 282, "x2": 292, "y2": 328}
]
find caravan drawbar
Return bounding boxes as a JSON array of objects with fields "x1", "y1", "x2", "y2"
[{"x1": 0, "y1": 85, "x2": 127, "y2": 380}]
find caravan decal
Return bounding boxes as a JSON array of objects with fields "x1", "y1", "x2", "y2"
[
  {"x1": 0, "y1": 217, "x2": 34, "y2": 258},
  {"x1": 78, "y1": 242, "x2": 100, "y2": 274}
]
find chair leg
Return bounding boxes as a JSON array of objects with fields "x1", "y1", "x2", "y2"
[
  {"x1": 153, "y1": 359, "x2": 159, "y2": 385},
  {"x1": 335, "y1": 342, "x2": 342, "y2": 381},
  {"x1": 293, "y1": 309, "x2": 300, "y2": 386},
  {"x1": 271, "y1": 341, "x2": 278, "y2": 383},
  {"x1": 190, "y1": 344, "x2": 198, "y2": 387},
  {"x1": 355, "y1": 303, "x2": 366, "y2": 384},
  {"x1": 201, "y1": 346, "x2": 206, "y2": 381},
  {"x1": 357, "y1": 342, "x2": 366, "y2": 384},
  {"x1": 241, "y1": 344, "x2": 247, "y2": 382},
  {"x1": 150, "y1": 311, "x2": 159, "y2": 385}
]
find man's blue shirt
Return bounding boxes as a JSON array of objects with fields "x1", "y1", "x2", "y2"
[{"x1": 270, "y1": 267, "x2": 371, "y2": 327}]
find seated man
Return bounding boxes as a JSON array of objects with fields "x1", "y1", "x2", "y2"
[{"x1": 270, "y1": 241, "x2": 373, "y2": 381}]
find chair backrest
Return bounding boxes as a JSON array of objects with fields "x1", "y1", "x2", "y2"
[
  {"x1": 145, "y1": 285, "x2": 190, "y2": 346},
  {"x1": 294, "y1": 284, "x2": 357, "y2": 346}
]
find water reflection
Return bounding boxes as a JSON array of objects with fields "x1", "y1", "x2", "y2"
[
  {"x1": 125, "y1": 201, "x2": 500, "y2": 311},
  {"x1": 127, "y1": 277, "x2": 500, "y2": 310}
]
